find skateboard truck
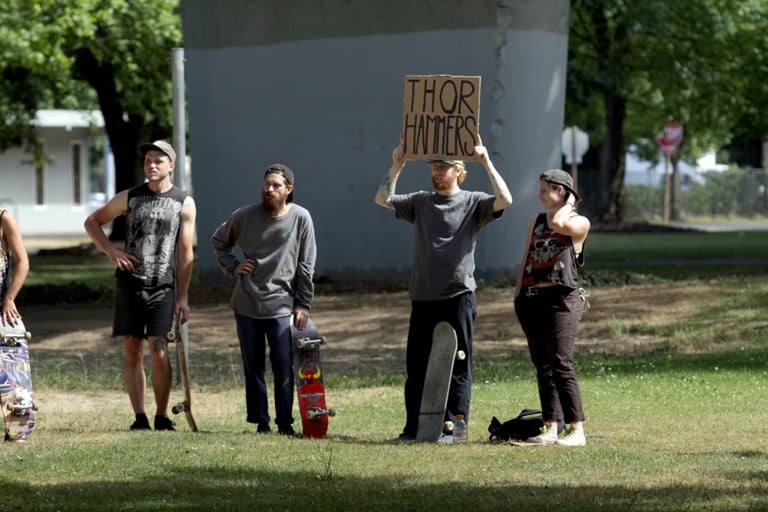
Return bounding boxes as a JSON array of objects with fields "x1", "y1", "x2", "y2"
[
  {"x1": 306, "y1": 407, "x2": 337, "y2": 420},
  {"x1": 297, "y1": 336, "x2": 326, "y2": 349},
  {"x1": 171, "y1": 401, "x2": 190, "y2": 414}
]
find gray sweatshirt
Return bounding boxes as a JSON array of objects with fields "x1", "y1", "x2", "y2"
[{"x1": 211, "y1": 203, "x2": 316, "y2": 319}]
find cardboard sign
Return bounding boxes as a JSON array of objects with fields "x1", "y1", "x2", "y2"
[{"x1": 402, "y1": 75, "x2": 481, "y2": 161}]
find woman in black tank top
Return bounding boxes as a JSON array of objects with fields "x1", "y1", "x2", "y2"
[{"x1": 513, "y1": 169, "x2": 590, "y2": 447}]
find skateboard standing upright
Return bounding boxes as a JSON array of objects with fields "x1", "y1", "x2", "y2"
[
  {"x1": 0, "y1": 319, "x2": 36, "y2": 442},
  {"x1": 291, "y1": 317, "x2": 335, "y2": 438},
  {"x1": 415, "y1": 321, "x2": 464, "y2": 442},
  {"x1": 167, "y1": 314, "x2": 198, "y2": 431}
]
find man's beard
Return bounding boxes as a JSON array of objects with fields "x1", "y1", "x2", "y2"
[
  {"x1": 262, "y1": 193, "x2": 283, "y2": 215},
  {"x1": 432, "y1": 176, "x2": 452, "y2": 191}
]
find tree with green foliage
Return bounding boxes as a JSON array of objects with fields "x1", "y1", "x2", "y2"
[
  {"x1": 0, "y1": 0, "x2": 181, "y2": 238},
  {"x1": 566, "y1": 0, "x2": 768, "y2": 223}
]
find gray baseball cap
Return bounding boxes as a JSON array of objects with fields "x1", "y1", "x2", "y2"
[{"x1": 140, "y1": 140, "x2": 176, "y2": 163}]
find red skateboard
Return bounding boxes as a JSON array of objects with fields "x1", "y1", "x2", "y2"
[{"x1": 291, "y1": 318, "x2": 335, "y2": 438}]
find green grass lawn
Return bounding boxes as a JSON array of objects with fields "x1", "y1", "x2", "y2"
[
  {"x1": 4, "y1": 229, "x2": 767, "y2": 510},
  {"x1": 587, "y1": 230, "x2": 768, "y2": 261},
  {"x1": 6, "y1": 349, "x2": 768, "y2": 511}
]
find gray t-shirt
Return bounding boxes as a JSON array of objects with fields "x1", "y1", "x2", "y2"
[
  {"x1": 211, "y1": 203, "x2": 316, "y2": 319},
  {"x1": 391, "y1": 190, "x2": 500, "y2": 301}
]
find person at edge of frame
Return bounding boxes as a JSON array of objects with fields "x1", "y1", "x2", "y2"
[{"x1": 0, "y1": 208, "x2": 30, "y2": 327}]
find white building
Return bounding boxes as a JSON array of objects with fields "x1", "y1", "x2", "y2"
[
  {"x1": 624, "y1": 149, "x2": 728, "y2": 190},
  {"x1": 0, "y1": 109, "x2": 111, "y2": 236}
]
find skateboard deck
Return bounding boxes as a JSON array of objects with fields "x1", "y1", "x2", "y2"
[
  {"x1": 0, "y1": 319, "x2": 36, "y2": 442},
  {"x1": 416, "y1": 322, "x2": 458, "y2": 442},
  {"x1": 291, "y1": 317, "x2": 335, "y2": 438},
  {"x1": 168, "y1": 315, "x2": 198, "y2": 431}
]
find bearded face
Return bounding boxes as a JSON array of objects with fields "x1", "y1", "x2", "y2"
[
  {"x1": 430, "y1": 163, "x2": 461, "y2": 192},
  {"x1": 262, "y1": 174, "x2": 292, "y2": 215}
]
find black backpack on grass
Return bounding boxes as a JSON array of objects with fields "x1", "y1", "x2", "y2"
[{"x1": 487, "y1": 409, "x2": 565, "y2": 442}]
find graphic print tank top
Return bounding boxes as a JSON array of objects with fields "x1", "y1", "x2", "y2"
[
  {"x1": 119, "y1": 183, "x2": 187, "y2": 288},
  {"x1": 519, "y1": 212, "x2": 582, "y2": 289}
]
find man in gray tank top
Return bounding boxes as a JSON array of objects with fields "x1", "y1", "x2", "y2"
[{"x1": 375, "y1": 137, "x2": 513, "y2": 442}]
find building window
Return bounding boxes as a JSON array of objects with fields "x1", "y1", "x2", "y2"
[
  {"x1": 35, "y1": 164, "x2": 44, "y2": 205},
  {"x1": 72, "y1": 142, "x2": 83, "y2": 206}
]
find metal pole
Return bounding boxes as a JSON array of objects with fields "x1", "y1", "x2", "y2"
[
  {"x1": 570, "y1": 126, "x2": 578, "y2": 191},
  {"x1": 662, "y1": 153, "x2": 671, "y2": 224},
  {"x1": 171, "y1": 48, "x2": 186, "y2": 191}
]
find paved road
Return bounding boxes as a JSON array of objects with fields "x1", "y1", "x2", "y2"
[{"x1": 675, "y1": 221, "x2": 768, "y2": 232}]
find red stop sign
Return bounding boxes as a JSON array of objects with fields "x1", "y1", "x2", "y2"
[{"x1": 656, "y1": 122, "x2": 684, "y2": 155}]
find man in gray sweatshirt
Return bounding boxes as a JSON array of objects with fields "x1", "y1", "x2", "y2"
[{"x1": 212, "y1": 164, "x2": 317, "y2": 436}]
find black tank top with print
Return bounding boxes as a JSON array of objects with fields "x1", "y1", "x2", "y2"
[
  {"x1": 117, "y1": 183, "x2": 187, "y2": 288},
  {"x1": 519, "y1": 212, "x2": 583, "y2": 289}
]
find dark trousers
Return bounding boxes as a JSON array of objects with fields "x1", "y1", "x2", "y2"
[
  {"x1": 402, "y1": 292, "x2": 477, "y2": 437},
  {"x1": 234, "y1": 314, "x2": 294, "y2": 427},
  {"x1": 514, "y1": 287, "x2": 586, "y2": 424}
]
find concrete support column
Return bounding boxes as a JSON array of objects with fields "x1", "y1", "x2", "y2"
[{"x1": 479, "y1": 0, "x2": 570, "y2": 278}]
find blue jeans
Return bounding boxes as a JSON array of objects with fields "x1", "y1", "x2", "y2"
[{"x1": 234, "y1": 314, "x2": 294, "y2": 427}]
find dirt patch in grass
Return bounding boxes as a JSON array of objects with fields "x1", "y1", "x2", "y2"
[{"x1": 20, "y1": 283, "x2": 701, "y2": 376}]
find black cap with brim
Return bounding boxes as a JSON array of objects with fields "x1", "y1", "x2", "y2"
[{"x1": 541, "y1": 168, "x2": 580, "y2": 201}]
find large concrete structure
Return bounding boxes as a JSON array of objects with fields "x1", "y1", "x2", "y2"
[{"x1": 181, "y1": 0, "x2": 570, "y2": 283}]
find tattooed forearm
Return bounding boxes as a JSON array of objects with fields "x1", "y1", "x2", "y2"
[{"x1": 374, "y1": 162, "x2": 404, "y2": 209}]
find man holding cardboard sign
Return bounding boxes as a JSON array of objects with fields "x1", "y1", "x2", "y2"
[{"x1": 375, "y1": 76, "x2": 512, "y2": 441}]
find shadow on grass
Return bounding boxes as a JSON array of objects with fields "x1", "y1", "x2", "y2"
[{"x1": 3, "y1": 461, "x2": 761, "y2": 511}]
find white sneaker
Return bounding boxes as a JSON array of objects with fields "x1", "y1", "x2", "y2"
[
  {"x1": 556, "y1": 425, "x2": 586, "y2": 446},
  {"x1": 526, "y1": 424, "x2": 558, "y2": 444}
]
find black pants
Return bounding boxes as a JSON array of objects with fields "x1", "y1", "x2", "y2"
[
  {"x1": 514, "y1": 286, "x2": 586, "y2": 425},
  {"x1": 402, "y1": 292, "x2": 477, "y2": 437}
]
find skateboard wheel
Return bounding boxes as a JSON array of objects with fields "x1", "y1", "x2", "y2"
[
  {"x1": 167, "y1": 331, "x2": 176, "y2": 341},
  {"x1": 172, "y1": 402, "x2": 187, "y2": 414},
  {"x1": 328, "y1": 409, "x2": 336, "y2": 417},
  {"x1": 456, "y1": 350, "x2": 466, "y2": 361}
]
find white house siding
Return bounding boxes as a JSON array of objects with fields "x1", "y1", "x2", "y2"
[
  {"x1": 0, "y1": 110, "x2": 104, "y2": 236},
  {"x1": 181, "y1": 0, "x2": 570, "y2": 282}
]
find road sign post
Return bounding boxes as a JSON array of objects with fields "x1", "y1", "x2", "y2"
[
  {"x1": 562, "y1": 126, "x2": 588, "y2": 192},
  {"x1": 656, "y1": 121, "x2": 684, "y2": 224}
]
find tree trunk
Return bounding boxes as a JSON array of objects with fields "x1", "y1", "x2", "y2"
[
  {"x1": 670, "y1": 156, "x2": 682, "y2": 221},
  {"x1": 71, "y1": 47, "x2": 156, "y2": 240},
  {"x1": 599, "y1": 94, "x2": 627, "y2": 223}
]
